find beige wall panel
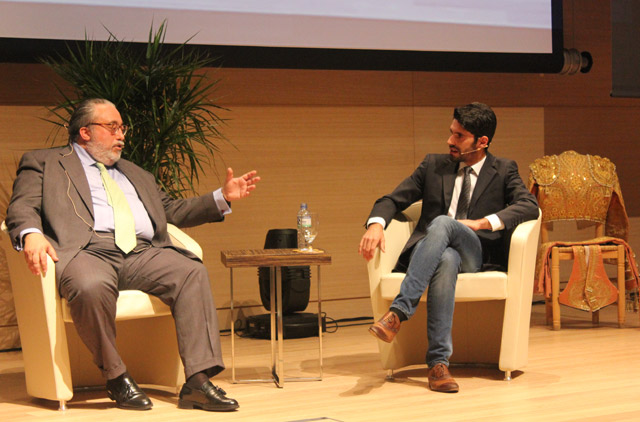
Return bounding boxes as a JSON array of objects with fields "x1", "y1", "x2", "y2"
[
  {"x1": 544, "y1": 106, "x2": 640, "y2": 216},
  {"x1": 412, "y1": 107, "x2": 451, "y2": 165},
  {"x1": 0, "y1": 64, "x2": 65, "y2": 106},
  {"x1": 0, "y1": 64, "x2": 414, "y2": 108},
  {"x1": 489, "y1": 108, "x2": 545, "y2": 175},
  {"x1": 0, "y1": 106, "x2": 57, "y2": 203},
  {"x1": 215, "y1": 68, "x2": 413, "y2": 107}
]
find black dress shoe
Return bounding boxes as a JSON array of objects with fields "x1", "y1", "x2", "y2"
[
  {"x1": 106, "y1": 372, "x2": 153, "y2": 410},
  {"x1": 178, "y1": 381, "x2": 239, "y2": 411}
]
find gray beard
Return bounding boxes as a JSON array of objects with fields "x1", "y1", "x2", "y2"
[{"x1": 85, "y1": 142, "x2": 121, "y2": 166}]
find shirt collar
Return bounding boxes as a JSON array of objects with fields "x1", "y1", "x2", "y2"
[
  {"x1": 460, "y1": 155, "x2": 487, "y2": 175},
  {"x1": 73, "y1": 142, "x2": 97, "y2": 167}
]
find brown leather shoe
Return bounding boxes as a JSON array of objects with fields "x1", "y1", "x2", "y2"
[
  {"x1": 369, "y1": 311, "x2": 401, "y2": 342},
  {"x1": 428, "y1": 363, "x2": 459, "y2": 393}
]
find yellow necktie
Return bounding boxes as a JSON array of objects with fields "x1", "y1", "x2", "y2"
[{"x1": 96, "y1": 162, "x2": 137, "y2": 254}]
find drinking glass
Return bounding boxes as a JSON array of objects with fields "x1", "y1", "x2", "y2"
[{"x1": 302, "y1": 212, "x2": 319, "y2": 252}]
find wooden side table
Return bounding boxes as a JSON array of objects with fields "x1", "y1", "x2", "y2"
[{"x1": 220, "y1": 249, "x2": 331, "y2": 387}]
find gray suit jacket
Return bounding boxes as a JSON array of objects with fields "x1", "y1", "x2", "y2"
[
  {"x1": 368, "y1": 152, "x2": 539, "y2": 272},
  {"x1": 6, "y1": 144, "x2": 224, "y2": 280}
]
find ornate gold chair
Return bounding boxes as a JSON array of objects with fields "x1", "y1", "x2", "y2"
[
  {"x1": 529, "y1": 151, "x2": 639, "y2": 330},
  {"x1": 1, "y1": 222, "x2": 200, "y2": 410}
]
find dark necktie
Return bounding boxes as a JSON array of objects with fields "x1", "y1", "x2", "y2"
[{"x1": 455, "y1": 166, "x2": 472, "y2": 220}]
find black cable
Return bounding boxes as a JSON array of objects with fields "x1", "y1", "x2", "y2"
[{"x1": 324, "y1": 314, "x2": 338, "y2": 333}]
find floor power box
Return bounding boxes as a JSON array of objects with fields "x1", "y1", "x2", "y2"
[{"x1": 245, "y1": 312, "x2": 327, "y2": 339}]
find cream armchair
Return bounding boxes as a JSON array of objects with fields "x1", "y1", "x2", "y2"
[
  {"x1": 367, "y1": 202, "x2": 541, "y2": 381},
  {"x1": 1, "y1": 222, "x2": 202, "y2": 410}
]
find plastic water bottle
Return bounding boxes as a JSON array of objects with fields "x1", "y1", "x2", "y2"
[{"x1": 297, "y1": 203, "x2": 311, "y2": 249}]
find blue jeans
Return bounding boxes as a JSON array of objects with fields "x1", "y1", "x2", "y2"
[{"x1": 391, "y1": 215, "x2": 482, "y2": 367}]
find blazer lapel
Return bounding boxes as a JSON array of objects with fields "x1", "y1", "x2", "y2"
[
  {"x1": 58, "y1": 145, "x2": 94, "y2": 219},
  {"x1": 469, "y1": 152, "x2": 497, "y2": 211},
  {"x1": 437, "y1": 158, "x2": 458, "y2": 211},
  {"x1": 116, "y1": 160, "x2": 161, "y2": 227}
]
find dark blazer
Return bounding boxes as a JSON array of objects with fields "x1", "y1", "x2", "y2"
[
  {"x1": 6, "y1": 144, "x2": 224, "y2": 280},
  {"x1": 368, "y1": 152, "x2": 539, "y2": 272}
]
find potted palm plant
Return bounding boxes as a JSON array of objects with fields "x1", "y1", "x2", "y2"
[{"x1": 41, "y1": 21, "x2": 229, "y2": 198}]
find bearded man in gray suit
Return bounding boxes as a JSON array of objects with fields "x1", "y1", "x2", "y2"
[
  {"x1": 6, "y1": 98, "x2": 260, "y2": 411},
  {"x1": 359, "y1": 102, "x2": 538, "y2": 393}
]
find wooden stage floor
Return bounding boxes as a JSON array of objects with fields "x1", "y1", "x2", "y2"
[{"x1": 1, "y1": 303, "x2": 639, "y2": 422}]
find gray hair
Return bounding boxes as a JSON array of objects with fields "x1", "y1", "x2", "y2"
[{"x1": 67, "y1": 98, "x2": 116, "y2": 143}]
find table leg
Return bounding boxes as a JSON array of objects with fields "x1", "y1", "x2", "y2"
[
  {"x1": 317, "y1": 265, "x2": 323, "y2": 379},
  {"x1": 269, "y1": 267, "x2": 279, "y2": 386},
  {"x1": 276, "y1": 266, "x2": 285, "y2": 387},
  {"x1": 230, "y1": 268, "x2": 236, "y2": 383}
]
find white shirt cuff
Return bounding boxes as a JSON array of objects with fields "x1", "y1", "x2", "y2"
[
  {"x1": 366, "y1": 217, "x2": 386, "y2": 229},
  {"x1": 485, "y1": 214, "x2": 504, "y2": 232}
]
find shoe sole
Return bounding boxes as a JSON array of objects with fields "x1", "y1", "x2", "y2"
[
  {"x1": 178, "y1": 399, "x2": 239, "y2": 412},
  {"x1": 428, "y1": 383, "x2": 459, "y2": 393},
  {"x1": 114, "y1": 403, "x2": 153, "y2": 410},
  {"x1": 368, "y1": 326, "x2": 394, "y2": 343},
  {"x1": 430, "y1": 387, "x2": 459, "y2": 393},
  {"x1": 107, "y1": 391, "x2": 153, "y2": 410}
]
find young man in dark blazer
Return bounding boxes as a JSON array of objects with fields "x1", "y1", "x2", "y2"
[
  {"x1": 359, "y1": 102, "x2": 538, "y2": 393},
  {"x1": 6, "y1": 98, "x2": 260, "y2": 411}
]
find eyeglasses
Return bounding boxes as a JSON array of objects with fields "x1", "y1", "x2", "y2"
[{"x1": 87, "y1": 122, "x2": 129, "y2": 136}]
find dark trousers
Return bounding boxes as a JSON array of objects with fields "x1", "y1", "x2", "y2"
[{"x1": 58, "y1": 232, "x2": 224, "y2": 380}]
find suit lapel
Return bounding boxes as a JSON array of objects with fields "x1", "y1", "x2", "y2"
[
  {"x1": 469, "y1": 152, "x2": 497, "y2": 211},
  {"x1": 437, "y1": 158, "x2": 458, "y2": 211},
  {"x1": 116, "y1": 160, "x2": 160, "y2": 228},
  {"x1": 58, "y1": 145, "x2": 94, "y2": 219}
]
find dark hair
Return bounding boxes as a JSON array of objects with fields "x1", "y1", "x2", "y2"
[
  {"x1": 453, "y1": 102, "x2": 497, "y2": 145},
  {"x1": 67, "y1": 98, "x2": 115, "y2": 143}
]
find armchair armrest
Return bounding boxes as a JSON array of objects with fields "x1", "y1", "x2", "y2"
[
  {"x1": 1, "y1": 220, "x2": 73, "y2": 401},
  {"x1": 366, "y1": 203, "x2": 421, "y2": 319},
  {"x1": 500, "y1": 209, "x2": 542, "y2": 370},
  {"x1": 167, "y1": 224, "x2": 203, "y2": 260}
]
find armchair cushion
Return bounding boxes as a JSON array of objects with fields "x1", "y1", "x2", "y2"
[
  {"x1": 61, "y1": 291, "x2": 172, "y2": 322},
  {"x1": 379, "y1": 271, "x2": 508, "y2": 302}
]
